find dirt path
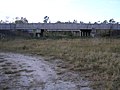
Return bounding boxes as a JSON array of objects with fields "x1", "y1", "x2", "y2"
[{"x1": 0, "y1": 53, "x2": 92, "y2": 90}]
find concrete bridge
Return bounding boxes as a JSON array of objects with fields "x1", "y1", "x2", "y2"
[{"x1": 0, "y1": 23, "x2": 120, "y2": 37}]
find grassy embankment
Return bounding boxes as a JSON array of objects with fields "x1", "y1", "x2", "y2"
[{"x1": 0, "y1": 38, "x2": 120, "y2": 89}]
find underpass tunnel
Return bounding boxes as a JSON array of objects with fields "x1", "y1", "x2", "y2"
[{"x1": 80, "y1": 29, "x2": 92, "y2": 37}]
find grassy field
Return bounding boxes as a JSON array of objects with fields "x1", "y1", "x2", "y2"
[{"x1": 0, "y1": 38, "x2": 120, "y2": 90}]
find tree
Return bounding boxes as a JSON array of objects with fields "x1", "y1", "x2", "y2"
[
  {"x1": 56, "y1": 21, "x2": 61, "y2": 23},
  {"x1": 94, "y1": 22, "x2": 98, "y2": 24},
  {"x1": 109, "y1": 19, "x2": 115, "y2": 24},
  {"x1": 5, "y1": 16, "x2": 10, "y2": 23},
  {"x1": 80, "y1": 21, "x2": 84, "y2": 24},
  {"x1": 43, "y1": 16, "x2": 49, "y2": 23},
  {"x1": 73, "y1": 20, "x2": 77, "y2": 23},
  {"x1": 108, "y1": 19, "x2": 115, "y2": 37},
  {"x1": 0, "y1": 20, "x2": 4, "y2": 23},
  {"x1": 15, "y1": 17, "x2": 28, "y2": 24},
  {"x1": 22, "y1": 17, "x2": 28, "y2": 23},
  {"x1": 102, "y1": 20, "x2": 108, "y2": 24},
  {"x1": 0, "y1": 16, "x2": 10, "y2": 23}
]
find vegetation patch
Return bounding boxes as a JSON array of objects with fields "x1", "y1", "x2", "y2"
[{"x1": 0, "y1": 38, "x2": 120, "y2": 89}]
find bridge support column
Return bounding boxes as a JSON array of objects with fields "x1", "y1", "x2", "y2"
[
  {"x1": 86, "y1": 31, "x2": 90, "y2": 37},
  {"x1": 81, "y1": 31, "x2": 84, "y2": 37},
  {"x1": 91, "y1": 28, "x2": 96, "y2": 37},
  {"x1": 79, "y1": 30, "x2": 81, "y2": 36},
  {"x1": 83, "y1": 31, "x2": 85, "y2": 36},
  {"x1": 87, "y1": 31, "x2": 90, "y2": 37}
]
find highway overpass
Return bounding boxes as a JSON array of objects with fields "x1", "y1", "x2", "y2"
[{"x1": 0, "y1": 23, "x2": 120, "y2": 37}]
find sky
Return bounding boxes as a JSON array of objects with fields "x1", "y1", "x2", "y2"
[{"x1": 0, "y1": 0, "x2": 120, "y2": 23}]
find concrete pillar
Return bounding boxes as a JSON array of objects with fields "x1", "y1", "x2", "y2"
[
  {"x1": 32, "y1": 29, "x2": 36, "y2": 38},
  {"x1": 85, "y1": 32, "x2": 87, "y2": 37},
  {"x1": 84, "y1": 32, "x2": 86, "y2": 37},
  {"x1": 84, "y1": 32, "x2": 86, "y2": 36},
  {"x1": 79, "y1": 30, "x2": 81, "y2": 36},
  {"x1": 81, "y1": 31, "x2": 83, "y2": 37},
  {"x1": 91, "y1": 28, "x2": 96, "y2": 37},
  {"x1": 82, "y1": 31, "x2": 84, "y2": 37},
  {"x1": 85, "y1": 31, "x2": 87, "y2": 37},
  {"x1": 87, "y1": 31, "x2": 90, "y2": 37}
]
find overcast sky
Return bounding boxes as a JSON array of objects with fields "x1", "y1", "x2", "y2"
[{"x1": 0, "y1": 0, "x2": 120, "y2": 23}]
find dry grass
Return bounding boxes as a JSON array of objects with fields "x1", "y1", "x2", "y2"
[{"x1": 0, "y1": 38, "x2": 120, "y2": 89}]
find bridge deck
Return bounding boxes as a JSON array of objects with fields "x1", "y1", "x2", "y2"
[{"x1": 0, "y1": 23, "x2": 120, "y2": 31}]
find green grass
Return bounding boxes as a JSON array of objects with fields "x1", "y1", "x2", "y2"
[{"x1": 0, "y1": 38, "x2": 120, "y2": 89}]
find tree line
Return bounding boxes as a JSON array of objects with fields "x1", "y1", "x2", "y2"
[{"x1": 0, "y1": 16, "x2": 119, "y2": 24}]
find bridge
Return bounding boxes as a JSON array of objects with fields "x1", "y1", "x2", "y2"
[{"x1": 0, "y1": 23, "x2": 120, "y2": 37}]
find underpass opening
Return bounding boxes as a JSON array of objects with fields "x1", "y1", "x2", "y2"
[{"x1": 80, "y1": 29, "x2": 92, "y2": 37}]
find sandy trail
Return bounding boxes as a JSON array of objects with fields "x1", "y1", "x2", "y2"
[{"x1": 0, "y1": 53, "x2": 91, "y2": 90}]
